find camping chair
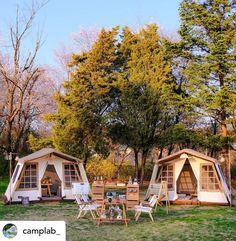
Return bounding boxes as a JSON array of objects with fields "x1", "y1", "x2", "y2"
[
  {"x1": 72, "y1": 182, "x2": 101, "y2": 220},
  {"x1": 133, "y1": 195, "x2": 158, "y2": 222},
  {"x1": 50, "y1": 181, "x2": 60, "y2": 196},
  {"x1": 148, "y1": 181, "x2": 170, "y2": 214},
  {"x1": 74, "y1": 194, "x2": 101, "y2": 219}
]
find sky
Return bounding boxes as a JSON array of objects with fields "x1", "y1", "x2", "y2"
[{"x1": 0, "y1": 0, "x2": 182, "y2": 66}]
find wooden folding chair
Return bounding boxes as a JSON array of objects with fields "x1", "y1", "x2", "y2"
[
  {"x1": 133, "y1": 195, "x2": 158, "y2": 222},
  {"x1": 149, "y1": 181, "x2": 170, "y2": 214},
  {"x1": 72, "y1": 182, "x2": 101, "y2": 220},
  {"x1": 75, "y1": 195, "x2": 101, "y2": 219},
  {"x1": 155, "y1": 181, "x2": 170, "y2": 214}
]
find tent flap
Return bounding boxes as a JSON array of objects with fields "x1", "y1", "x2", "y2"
[
  {"x1": 215, "y1": 162, "x2": 231, "y2": 205},
  {"x1": 145, "y1": 164, "x2": 159, "y2": 199},
  {"x1": 175, "y1": 158, "x2": 187, "y2": 183},
  {"x1": 4, "y1": 163, "x2": 24, "y2": 202}
]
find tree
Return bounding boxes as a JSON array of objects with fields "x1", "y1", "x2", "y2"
[
  {"x1": 49, "y1": 27, "x2": 119, "y2": 164},
  {"x1": 178, "y1": 0, "x2": 236, "y2": 182},
  {"x1": 108, "y1": 24, "x2": 170, "y2": 185},
  {"x1": 0, "y1": 2, "x2": 50, "y2": 163}
]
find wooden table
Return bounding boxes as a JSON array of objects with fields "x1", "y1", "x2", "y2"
[
  {"x1": 97, "y1": 199, "x2": 128, "y2": 227},
  {"x1": 41, "y1": 183, "x2": 52, "y2": 197}
]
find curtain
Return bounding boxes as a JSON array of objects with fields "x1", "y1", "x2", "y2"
[{"x1": 175, "y1": 158, "x2": 186, "y2": 182}]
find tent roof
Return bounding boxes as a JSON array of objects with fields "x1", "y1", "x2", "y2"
[
  {"x1": 156, "y1": 149, "x2": 217, "y2": 164},
  {"x1": 19, "y1": 148, "x2": 82, "y2": 163}
]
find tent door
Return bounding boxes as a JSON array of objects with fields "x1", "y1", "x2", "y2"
[
  {"x1": 177, "y1": 159, "x2": 197, "y2": 195},
  {"x1": 41, "y1": 164, "x2": 62, "y2": 198}
]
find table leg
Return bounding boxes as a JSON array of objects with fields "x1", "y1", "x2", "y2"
[
  {"x1": 97, "y1": 203, "x2": 105, "y2": 226},
  {"x1": 122, "y1": 203, "x2": 128, "y2": 227},
  {"x1": 47, "y1": 185, "x2": 51, "y2": 197}
]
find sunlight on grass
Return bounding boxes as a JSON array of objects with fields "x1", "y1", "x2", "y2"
[{"x1": 0, "y1": 201, "x2": 236, "y2": 241}]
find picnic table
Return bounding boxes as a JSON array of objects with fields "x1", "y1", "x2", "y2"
[{"x1": 97, "y1": 198, "x2": 128, "y2": 227}]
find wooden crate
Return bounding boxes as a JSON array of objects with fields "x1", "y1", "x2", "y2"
[
  {"x1": 126, "y1": 184, "x2": 139, "y2": 210},
  {"x1": 92, "y1": 183, "x2": 104, "y2": 204}
]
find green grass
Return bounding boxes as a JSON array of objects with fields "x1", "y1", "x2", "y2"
[
  {"x1": 0, "y1": 178, "x2": 236, "y2": 240},
  {"x1": 0, "y1": 201, "x2": 236, "y2": 241},
  {"x1": 0, "y1": 176, "x2": 9, "y2": 196}
]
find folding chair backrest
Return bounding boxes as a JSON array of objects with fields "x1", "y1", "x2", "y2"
[
  {"x1": 149, "y1": 195, "x2": 158, "y2": 207},
  {"x1": 81, "y1": 194, "x2": 90, "y2": 202},
  {"x1": 74, "y1": 194, "x2": 83, "y2": 205},
  {"x1": 149, "y1": 183, "x2": 161, "y2": 196},
  {"x1": 72, "y1": 182, "x2": 90, "y2": 195}
]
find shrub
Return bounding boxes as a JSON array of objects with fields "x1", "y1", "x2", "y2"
[
  {"x1": 86, "y1": 156, "x2": 117, "y2": 181},
  {"x1": 117, "y1": 162, "x2": 135, "y2": 181}
]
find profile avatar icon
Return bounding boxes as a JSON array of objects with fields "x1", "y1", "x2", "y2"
[{"x1": 3, "y1": 223, "x2": 17, "y2": 239}]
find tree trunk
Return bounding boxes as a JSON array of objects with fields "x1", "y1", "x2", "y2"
[
  {"x1": 168, "y1": 144, "x2": 173, "y2": 155},
  {"x1": 83, "y1": 150, "x2": 90, "y2": 169},
  {"x1": 140, "y1": 150, "x2": 148, "y2": 188},
  {"x1": 134, "y1": 149, "x2": 139, "y2": 180},
  {"x1": 158, "y1": 148, "x2": 163, "y2": 159}
]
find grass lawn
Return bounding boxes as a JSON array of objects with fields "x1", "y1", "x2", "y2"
[
  {"x1": 0, "y1": 178, "x2": 236, "y2": 241},
  {"x1": 0, "y1": 202, "x2": 236, "y2": 241}
]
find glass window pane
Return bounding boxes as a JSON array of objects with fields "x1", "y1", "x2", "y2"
[
  {"x1": 65, "y1": 170, "x2": 70, "y2": 175},
  {"x1": 65, "y1": 176, "x2": 70, "y2": 182},
  {"x1": 208, "y1": 166, "x2": 213, "y2": 171},
  {"x1": 208, "y1": 184, "x2": 214, "y2": 190},
  {"x1": 202, "y1": 165, "x2": 208, "y2": 172},
  {"x1": 31, "y1": 170, "x2": 37, "y2": 176},
  {"x1": 25, "y1": 177, "x2": 30, "y2": 182},
  {"x1": 31, "y1": 177, "x2": 37, "y2": 183},
  {"x1": 202, "y1": 172, "x2": 208, "y2": 177},
  {"x1": 25, "y1": 170, "x2": 30, "y2": 176},
  {"x1": 209, "y1": 172, "x2": 214, "y2": 177}
]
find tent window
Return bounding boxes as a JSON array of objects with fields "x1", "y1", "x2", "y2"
[
  {"x1": 159, "y1": 165, "x2": 174, "y2": 190},
  {"x1": 200, "y1": 164, "x2": 220, "y2": 191},
  {"x1": 12, "y1": 164, "x2": 20, "y2": 183},
  {"x1": 63, "y1": 164, "x2": 79, "y2": 188},
  {"x1": 19, "y1": 164, "x2": 37, "y2": 189}
]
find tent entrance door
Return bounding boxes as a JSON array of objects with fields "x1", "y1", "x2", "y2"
[
  {"x1": 41, "y1": 164, "x2": 62, "y2": 198},
  {"x1": 177, "y1": 160, "x2": 197, "y2": 195}
]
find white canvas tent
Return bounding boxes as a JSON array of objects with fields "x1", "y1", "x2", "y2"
[
  {"x1": 4, "y1": 148, "x2": 89, "y2": 203},
  {"x1": 146, "y1": 149, "x2": 231, "y2": 205}
]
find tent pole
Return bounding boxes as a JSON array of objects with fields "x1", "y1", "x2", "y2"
[
  {"x1": 9, "y1": 152, "x2": 12, "y2": 205},
  {"x1": 229, "y1": 149, "x2": 232, "y2": 207}
]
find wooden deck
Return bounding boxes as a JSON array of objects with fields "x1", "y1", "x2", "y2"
[
  {"x1": 172, "y1": 197, "x2": 200, "y2": 205},
  {"x1": 40, "y1": 196, "x2": 62, "y2": 202},
  {"x1": 172, "y1": 196, "x2": 228, "y2": 206}
]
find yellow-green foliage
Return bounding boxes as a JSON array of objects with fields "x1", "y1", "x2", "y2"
[
  {"x1": 28, "y1": 133, "x2": 54, "y2": 152},
  {"x1": 86, "y1": 156, "x2": 117, "y2": 180}
]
